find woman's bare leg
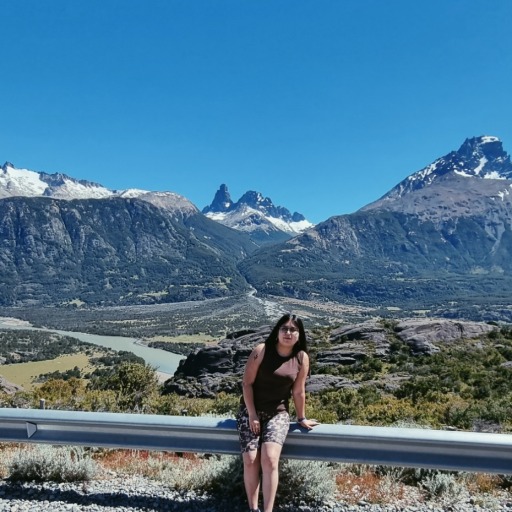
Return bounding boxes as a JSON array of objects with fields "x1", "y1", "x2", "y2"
[
  {"x1": 260, "y1": 442, "x2": 283, "y2": 512},
  {"x1": 242, "y1": 449, "x2": 261, "y2": 510}
]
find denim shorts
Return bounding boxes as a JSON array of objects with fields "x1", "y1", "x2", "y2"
[{"x1": 236, "y1": 405, "x2": 290, "y2": 453}]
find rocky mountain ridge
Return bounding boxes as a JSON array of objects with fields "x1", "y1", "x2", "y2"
[{"x1": 362, "y1": 136, "x2": 512, "y2": 221}]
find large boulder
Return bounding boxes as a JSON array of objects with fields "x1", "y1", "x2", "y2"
[
  {"x1": 305, "y1": 374, "x2": 357, "y2": 393},
  {"x1": 328, "y1": 322, "x2": 391, "y2": 358},
  {"x1": 163, "y1": 326, "x2": 271, "y2": 397},
  {"x1": 395, "y1": 319, "x2": 496, "y2": 355}
]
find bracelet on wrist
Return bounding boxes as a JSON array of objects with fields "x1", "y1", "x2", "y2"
[{"x1": 298, "y1": 417, "x2": 307, "y2": 423}]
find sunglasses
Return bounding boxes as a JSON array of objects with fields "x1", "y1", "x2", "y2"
[{"x1": 279, "y1": 326, "x2": 299, "y2": 334}]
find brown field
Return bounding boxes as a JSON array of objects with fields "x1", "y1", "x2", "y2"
[{"x1": 0, "y1": 353, "x2": 95, "y2": 390}]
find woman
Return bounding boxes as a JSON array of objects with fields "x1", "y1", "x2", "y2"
[{"x1": 236, "y1": 313, "x2": 319, "y2": 512}]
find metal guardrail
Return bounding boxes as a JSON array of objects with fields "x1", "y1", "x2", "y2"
[{"x1": 1, "y1": 408, "x2": 512, "y2": 474}]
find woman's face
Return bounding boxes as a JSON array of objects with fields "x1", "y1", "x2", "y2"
[{"x1": 277, "y1": 320, "x2": 300, "y2": 350}]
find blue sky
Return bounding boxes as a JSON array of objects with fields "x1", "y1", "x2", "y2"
[{"x1": 2, "y1": 0, "x2": 512, "y2": 224}]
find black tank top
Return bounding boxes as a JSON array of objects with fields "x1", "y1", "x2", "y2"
[{"x1": 251, "y1": 345, "x2": 303, "y2": 414}]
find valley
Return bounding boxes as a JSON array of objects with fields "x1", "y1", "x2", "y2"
[{"x1": 0, "y1": 292, "x2": 377, "y2": 340}]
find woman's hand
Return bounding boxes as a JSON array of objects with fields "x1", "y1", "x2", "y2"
[
  {"x1": 298, "y1": 418, "x2": 319, "y2": 430},
  {"x1": 249, "y1": 413, "x2": 261, "y2": 434}
]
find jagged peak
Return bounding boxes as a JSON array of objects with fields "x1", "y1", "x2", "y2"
[
  {"x1": 382, "y1": 136, "x2": 512, "y2": 201},
  {"x1": 203, "y1": 184, "x2": 313, "y2": 239},
  {"x1": 202, "y1": 184, "x2": 233, "y2": 214},
  {"x1": 238, "y1": 190, "x2": 273, "y2": 209}
]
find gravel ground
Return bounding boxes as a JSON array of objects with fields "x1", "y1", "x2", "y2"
[{"x1": 0, "y1": 474, "x2": 511, "y2": 512}]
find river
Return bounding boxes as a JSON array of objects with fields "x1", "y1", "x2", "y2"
[{"x1": 0, "y1": 317, "x2": 184, "y2": 379}]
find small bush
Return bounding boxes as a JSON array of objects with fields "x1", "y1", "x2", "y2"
[
  {"x1": 9, "y1": 445, "x2": 97, "y2": 482},
  {"x1": 421, "y1": 471, "x2": 462, "y2": 498},
  {"x1": 160, "y1": 454, "x2": 239, "y2": 493},
  {"x1": 277, "y1": 459, "x2": 337, "y2": 506}
]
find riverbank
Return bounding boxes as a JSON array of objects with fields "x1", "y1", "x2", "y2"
[{"x1": 0, "y1": 317, "x2": 184, "y2": 378}]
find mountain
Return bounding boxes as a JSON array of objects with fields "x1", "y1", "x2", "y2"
[
  {"x1": 202, "y1": 184, "x2": 314, "y2": 245},
  {"x1": 4, "y1": 137, "x2": 512, "y2": 319},
  {"x1": 239, "y1": 136, "x2": 512, "y2": 320},
  {"x1": 362, "y1": 136, "x2": 512, "y2": 220},
  {"x1": 0, "y1": 162, "x2": 198, "y2": 218},
  {"x1": 0, "y1": 163, "x2": 258, "y2": 306}
]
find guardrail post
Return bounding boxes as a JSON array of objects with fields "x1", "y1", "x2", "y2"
[{"x1": 39, "y1": 399, "x2": 45, "y2": 410}]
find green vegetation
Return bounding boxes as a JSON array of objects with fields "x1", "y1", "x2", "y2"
[
  {"x1": 2, "y1": 323, "x2": 512, "y2": 432},
  {"x1": 9, "y1": 445, "x2": 97, "y2": 482},
  {"x1": 147, "y1": 340, "x2": 206, "y2": 355},
  {"x1": 0, "y1": 329, "x2": 145, "y2": 390},
  {"x1": 0, "y1": 330, "x2": 97, "y2": 364}
]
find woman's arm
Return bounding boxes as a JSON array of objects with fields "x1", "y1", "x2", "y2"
[
  {"x1": 242, "y1": 343, "x2": 265, "y2": 433},
  {"x1": 292, "y1": 352, "x2": 319, "y2": 430}
]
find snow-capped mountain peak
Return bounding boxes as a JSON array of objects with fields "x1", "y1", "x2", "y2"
[
  {"x1": 202, "y1": 184, "x2": 313, "y2": 243},
  {"x1": 372, "y1": 136, "x2": 512, "y2": 203},
  {"x1": 202, "y1": 183, "x2": 233, "y2": 213},
  {"x1": 408, "y1": 136, "x2": 510, "y2": 188},
  {"x1": 0, "y1": 162, "x2": 198, "y2": 216},
  {"x1": 0, "y1": 162, "x2": 115, "y2": 200},
  {"x1": 361, "y1": 136, "x2": 512, "y2": 220}
]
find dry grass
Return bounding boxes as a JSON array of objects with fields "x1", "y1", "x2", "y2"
[
  {"x1": 0, "y1": 353, "x2": 96, "y2": 390},
  {"x1": 466, "y1": 473, "x2": 506, "y2": 494},
  {"x1": 335, "y1": 467, "x2": 421, "y2": 505},
  {"x1": 0, "y1": 444, "x2": 18, "y2": 479},
  {"x1": 95, "y1": 449, "x2": 203, "y2": 478}
]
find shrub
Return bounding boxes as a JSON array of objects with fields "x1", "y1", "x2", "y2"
[
  {"x1": 160, "y1": 454, "x2": 238, "y2": 493},
  {"x1": 9, "y1": 445, "x2": 97, "y2": 482},
  {"x1": 277, "y1": 459, "x2": 337, "y2": 507},
  {"x1": 161, "y1": 454, "x2": 337, "y2": 509},
  {"x1": 421, "y1": 471, "x2": 462, "y2": 499},
  {"x1": 88, "y1": 362, "x2": 160, "y2": 413}
]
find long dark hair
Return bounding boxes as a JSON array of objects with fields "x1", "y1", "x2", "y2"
[{"x1": 264, "y1": 313, "x2": 308, "y2": 357}]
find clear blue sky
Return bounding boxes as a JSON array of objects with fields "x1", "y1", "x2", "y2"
[{"x1": 2, "y1": 0, "x2": 512, "y2": 224}]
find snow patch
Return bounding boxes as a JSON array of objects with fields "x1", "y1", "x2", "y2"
[
  {"x1": 0, "y1": 165, "x2": 47, "y2": 196},
  {"x1": 481, "y1": 136, "x2": 499, "y2": 144},
  {"x1": 473, "y1": 156, "x2": 487, "y2": 176}
]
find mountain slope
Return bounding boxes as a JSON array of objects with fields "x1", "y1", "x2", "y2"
[
  {"x1": 239, "y1": 136, "x2": 512, "y2": 316},
  {"x1": 203, "y1": 184, "x2": 313, "y2": 245},
  {"x1": 0, "y1": 196, "x2": 255, "y2": 306}
]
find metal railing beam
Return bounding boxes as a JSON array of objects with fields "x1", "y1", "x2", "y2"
[{"x1": 1, "y1": 408, "x2": 511, "y2": 474}]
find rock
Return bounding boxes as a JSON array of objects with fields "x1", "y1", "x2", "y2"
[
  {"x1": 305, "y1": 375, "x2": 357, "y2": 393},
  {"x1": 315, "y1": 345, "x2": 367, "y2": 367},
  {"x1": 0, "y1": 375, "x2": 23, "y2": 394},
  {"x1": 163, "y1": 326, "x2": 271, "y2": 397},
  {"x1": 177, "y1": 346, "x2": 235, "y2": 377},
  {"x1": 395, "y1": 319, "x2": 496, "y2": 355},
  {"x1": 329, "y1": 321, "x2": 391, "y2": 358}
]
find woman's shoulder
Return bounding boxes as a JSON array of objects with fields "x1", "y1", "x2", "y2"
[
  {"x1": 252, "y1": 343, "x2": 265, "y2": 355},
  {"x1": 296, "y1": 350, "x2": 309, "y2": 364}
]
